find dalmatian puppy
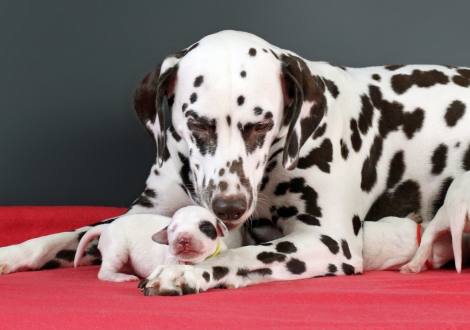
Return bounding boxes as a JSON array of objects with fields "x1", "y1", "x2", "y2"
[
  {"x1": 1, "y1": 31, "x2": 469, "y2": 296},
  {"x1": 73, "y1": 206, "x2": 233, "y2": 282},
  {"x1": 401, "y1": 171, "x2": 470, "y2": 274}
]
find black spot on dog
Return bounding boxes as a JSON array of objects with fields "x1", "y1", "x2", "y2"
[
  {"x1": 212, "y1": 266, "x2": 229, "y2": 280},
  {"x1": 168, "y1": 125, "x2": 182, "y2": 142},
  {"x1": 342, "y1": 263, "x2": 355, "y2": 275},
  {"x1": 182, "y1": 284, "x2": 197, "y2": 295},
  {"x1": 431, "y1": 144, "x2": 448, "y2": 175},
  {"x1": 297, "y1": 214, "x2": 321, "y2": 226},
  {"x1": 266, "y1": 160, "x2": 277, "y2": 173},
  {"x1": 241, "y1": 70, "x2": 246, "y2": 78},
  {"x1": 182, "y1": 103, "x2": 188, "y2": 112},
  {"x1": 56, "y1": 249, "x2": 75, "y2": 262},
  {"x1": 254, "y1": 107, "x2": 263, "y2": 116},
  {"x1": 350, "y1": 119, "x2": 362, "y2": 152},
  {"x1": 226, "y1": 115, "x2": 231, "y2": 127},
  {"x1": 190, "y1": 93, "x2": 198, "y2": 104},
  {"x1": 237, "y1": 268, "x2": 272, "y2": 277},
  {"x1": 77, "y1": 231, "x2": 86, "y2": 242},
  {"x1": 143, "y1": 188, "x2": 157, "y2": 199},
  {"x1": 264, "y1": 112, "x2": 273, "y2": 120},
  {"x1": 249, "y1": 48, "x2": 257, "y2": 56},
  {"x1": 445, "y1": 100, "x2": 466, "y2": 127},
  {"x1": 391, "y1": 70, "x2": 449, "y2": 95},
  {"x1": 452, "y1": 69, "x2": 470, "y2": 87},
  {"x1": 369, "y1": 85, "x2": 404, "y2": 139},
  {"x1": 92, "y1": 259, "x2": 102, "y2": 265},
  {"x1": 277, "y1": 206, "x2": 299, "y2": 219},
  {"x1": 202, "y1": 271, "x2": 210, "y2": 282},
  {"x1": 364, "y1": 180, "x2": 422, "y2": 221},
  {"x1": 259, "y1": 176, "x2": 269, "y2": 191},
  {"x1": 328, "y1": 264, "x2": 338, "y2": 274},
  {"x1": 372, "y1": 74, "x2": 381, "y2": 81},
  {"x1": 387, "y1": 151, "x2": 405, "y2": 189},
  {"x1": 276, "y1": 241, "x2": 297, "y2": 254},
  {"x1": 341, "y1": 240, "x2": 352, "y2": 260},
  {"x1": 324, "y1": 78, "x2": 340, "y2": 98},
  {"x1": 274, "y1": 178, "x2": 322, "y2": 220},
  {"x1": 361, "y1": 136, "x2": 383, "y2": 192},
  {"x1": 132, "y1": 194, "x2": 154, "y2": 208},
  {"x1": 237, "y1": 95, "x2": 245, "y2": 106},
  {"x1": 312, "y1": 123, "x2": 327, "y2": 140},
  {"x1": 257, "y1": 251, "x2": 287, "y2": 264},
  {"x1": 403, "y1": 108, "x2": 425, "y2": 139},
  {"x1": 352, "y1": 215, "x2": 362, "y2": 236},
  {"x1": 199, "y1": 221, "x2": 217, "y2": 240},
  {"x1": 432, "y1": 177, "x2": 454, "y2": 216},
  {"x1": 297, "y1": 138, "x2": 333, "y2": 172},
  {"x1": 386, "y1": 65, "x2": 405, "y2": 71},
  {"x1": 194, "y1": 75, "x2": 204, "y2": 87},
  {"x1": 219, "y1": 168, "x2": 225, "y2": 177},
  {"x1": 340, "y1": 139, "x2": 349, "y2": 160},
  {"x1": 263, "y1": 48, "x2": 268, "y2": 53},
  {"x1": 178, "y1": 152, "x2": 197, "y2": 200},
  {"x1": 463, "y1": 144, "x2": 470, "y2": 171},
  {"x1": 39, "y1": 260, "x2": 61, "y2": 270},
  {"x1": 358, "y1": 95, "x2": 374, "y2": 135},
  {"x1": 299, "y1": 102, "x2": 326, "y2": 147},
  {"x1": 270, "y1": 49, "x2": 279, "y2": 59},
  {"x1": 286, "y1": 258, "x2": 306, "y2": 275},
  {"x1": 86, "y1": 244, "x2": 101, "y2": 258},
  {"x1": 320, "y1": 235, "x2": 339, "y2": 254}
]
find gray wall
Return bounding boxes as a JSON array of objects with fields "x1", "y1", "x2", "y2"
[{"x1": 1, "y1": 0, "x2": 469, "y2": 207}]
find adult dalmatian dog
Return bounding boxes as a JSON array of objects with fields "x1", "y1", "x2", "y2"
[{"x1": 1, "y1": 31, "x2": 470, "y2": 295}]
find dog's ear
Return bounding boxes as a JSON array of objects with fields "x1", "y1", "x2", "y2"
[
  {"x1": 133, "y1": 43, "x2": 199, "y2": 167},
  {"x1": 280, "y1": 54, "x2": 327, "y2": 170},
  {"x1": 216, "y1": 219, "x2": 229, "y2": 237},
  {"x1": 152, "y1": 226, "x2": 169, "y2": 245},
  {"x1": 133, "y1": 57, "x2": 178, "y2": 167}
]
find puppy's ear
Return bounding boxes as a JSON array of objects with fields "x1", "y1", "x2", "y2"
[
  {"x1": 152, "y1": 226, "x2": 169, "y2": 245},
  {"x1": 216, "y1": 219, "x2": 229, "y2": 237},
  {"x1": 279, "y1": 54, "x2": 327, "y2": 170}
]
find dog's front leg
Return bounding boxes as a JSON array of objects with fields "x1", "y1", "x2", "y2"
[{"x1": 140, "y1": 228, "x2": 363, "y2": 296}]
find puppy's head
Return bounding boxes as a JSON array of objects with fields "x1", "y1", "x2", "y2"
[{"x1": 152, "y1": 205, "x2": 228, "y2": 263}]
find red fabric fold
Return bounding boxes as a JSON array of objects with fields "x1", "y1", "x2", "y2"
[{"x1": 1, "y1": 206, "x2": 469, "y2": 329}]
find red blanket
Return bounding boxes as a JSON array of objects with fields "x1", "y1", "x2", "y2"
[{"x1": 1, "y1": 206, "x2": 469, "y2": 329}]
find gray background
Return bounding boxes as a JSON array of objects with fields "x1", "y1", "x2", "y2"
[{"x1": 1, "y1": 0, "x2": 469, "y2": 207}]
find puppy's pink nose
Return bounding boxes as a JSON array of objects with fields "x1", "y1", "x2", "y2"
[{"x1": 178, "y1": 236, "x2": 190, "y2": 246}]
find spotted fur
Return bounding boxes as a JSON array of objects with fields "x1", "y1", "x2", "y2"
[{"x1": 1, "y1": 31, "x2": 469, "y2": 296}]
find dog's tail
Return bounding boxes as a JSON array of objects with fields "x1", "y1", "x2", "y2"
[
  {"x1": 74, "y1": 225, "x2": 105, "y2": 268},
  {"x1": 449, "y1": 201, "x2": 470, "y2": 273}
]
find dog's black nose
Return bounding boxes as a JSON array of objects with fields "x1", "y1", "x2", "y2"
[{"x1": 212, "y1": 195, "x2": 247, "y2": 221}]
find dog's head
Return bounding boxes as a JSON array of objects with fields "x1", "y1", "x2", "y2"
[
  {"x1": 152, "y1": 205, "x2": 228, "y2": 263},
  {"x1": 134, "y1": 31, "x2": 326, "y2": 229}
]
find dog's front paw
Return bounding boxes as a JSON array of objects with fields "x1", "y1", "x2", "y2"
[
  {"x1": 399, "y1": 263, "x2": 422, "y2": 274},
  {"x1": 139, "y1": 265, "x2": 211, "y2": 296}
]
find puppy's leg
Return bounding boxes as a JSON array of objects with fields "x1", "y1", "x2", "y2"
[
  {"x1": 96, "y1": 229, "x2": 140, "y2": 282},
  {"x1": 400, "y1": 207, "x2": 449, "y2": 273}
]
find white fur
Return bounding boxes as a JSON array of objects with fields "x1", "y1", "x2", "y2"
[{"x1": 73, "y1": 206, "x2": 233, "y2": 282}]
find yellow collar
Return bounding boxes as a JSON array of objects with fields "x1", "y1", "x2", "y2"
[{"x1": 207, "y1": 239, "x2": 222, "y2": 259}]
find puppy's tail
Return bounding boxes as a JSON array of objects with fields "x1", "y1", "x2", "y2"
[
  {"x1": 74, "y1": 225, "x2": 105, "y2": 268},
  {"x1": 449, "y1": 201, "x2": 470, "y2": 273}
]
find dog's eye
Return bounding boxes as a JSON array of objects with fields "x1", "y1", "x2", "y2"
[
  {"x1": 188, "y1": 119, "x2": 207, "y2": 132},
  {"x1": 254, "y1": 120, "x2": 272, "y2": 133}
]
